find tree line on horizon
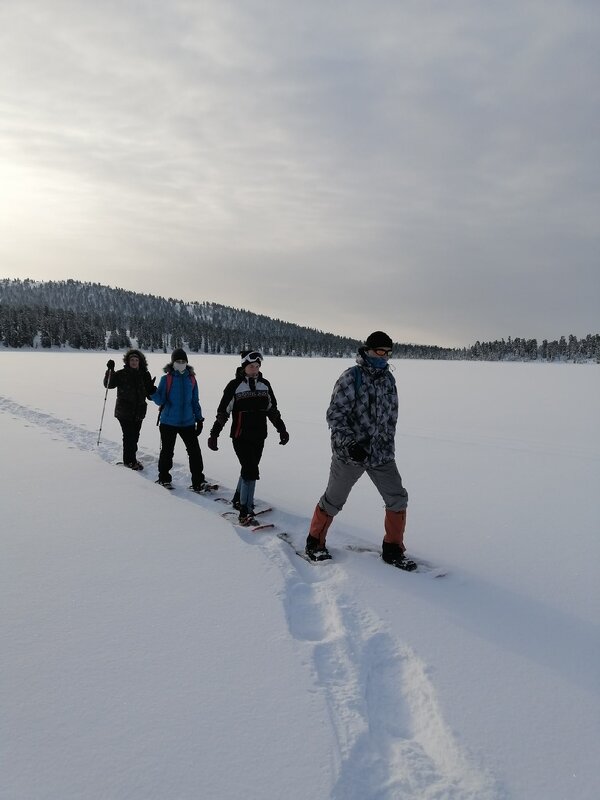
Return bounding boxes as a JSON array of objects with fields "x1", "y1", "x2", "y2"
[{"x1": 0, "y1": 278, "x2": 598, "y2": 362}]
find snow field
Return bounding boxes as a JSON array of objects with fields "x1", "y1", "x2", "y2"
[{"x1": 1, "y1": 351, "x2": 599, "y2": 799}]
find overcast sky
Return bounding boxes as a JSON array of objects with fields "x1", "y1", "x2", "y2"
[{"x1": 1, "y1": 1, "x2": 598, "y2": 347}]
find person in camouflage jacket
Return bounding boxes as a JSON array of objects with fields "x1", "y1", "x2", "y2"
[
  {"x1": 326, "y1": 354, "x2": 398, "y2": 468},
  {"x1": 305, "y1": 331, "x2": 416, "y2": 570}
]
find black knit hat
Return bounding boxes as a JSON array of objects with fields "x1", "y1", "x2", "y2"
[
  {"x1": 365, "y1": 331, "x2": 393, "y2": 349},
  {"x1": 171, "y1": 347, "x2": 188, "y2": 363}
]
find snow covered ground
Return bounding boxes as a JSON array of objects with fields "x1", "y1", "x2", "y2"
[{"x1": 1, "y1": 351, "x2": 598, "y2": 800}]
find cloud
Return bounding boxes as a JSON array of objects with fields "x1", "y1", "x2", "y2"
[{"x1": 0, "y1": 0, "x2": 598, "y2": 346}]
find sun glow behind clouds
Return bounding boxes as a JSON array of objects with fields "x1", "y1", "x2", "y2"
[{"x1": 0, "y1": 160, "x2": 91, "y2": 239}]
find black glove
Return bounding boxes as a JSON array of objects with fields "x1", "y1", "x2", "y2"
[
  {"x1": 195, "y1": 420, "x2": 204, "y2": 437},
  {"x1": 348, "y1": 441, "x2": 368, "y2": 462},
  {"x1": 106, "y1": 359, "x2": 115, "y2": 370},
  {"x1": 207, "y1": 435, "x2": 219, "y2": 451},
  {"x1": 279, "y1": 430, "x2": 289, "y2": 445},
  {"x1": 147, "y1": 376, "x2": 157, "y2": 396}
]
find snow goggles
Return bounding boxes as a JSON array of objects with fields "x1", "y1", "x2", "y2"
[
  {"x1": 371, "y1": 348, "x2": 393, "y2": 357},
  {"x1": 242, "y1": 351, "x2": 263, "y2": 364}
]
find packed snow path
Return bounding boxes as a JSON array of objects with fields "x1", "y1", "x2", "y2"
[{"x1": 1, "y1": 395, "x2": 500, "y2": 799}]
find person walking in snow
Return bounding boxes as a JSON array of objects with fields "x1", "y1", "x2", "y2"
[
  {"x1": 207, "y1": 350, "x2": 289, "y2": 525},
  {"x1": 103, "y1": 348, "x2": 156, "y2": 470},
  {"x1": 305, "y1": 331, "x2": 416, "y2": 570},
  {"x1": 151, "y1": 348, "x2": 209, "y2": 492}
]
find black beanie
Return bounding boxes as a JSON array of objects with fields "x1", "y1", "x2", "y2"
[
  {"x1": 171, "y1": 348, "x2": 188, "y2": 362},
  {"x1": 365, "y1": 331, "x2": 393, "y2": 349}
]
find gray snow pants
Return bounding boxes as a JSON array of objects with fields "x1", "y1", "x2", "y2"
[{"x1": 319, "y1": 456, "x2": 408, "y2": 517}]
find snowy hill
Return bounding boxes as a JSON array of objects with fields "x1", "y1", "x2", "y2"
[{"x1": 1, "y1": 352, "x2": 598, "y2": 799}]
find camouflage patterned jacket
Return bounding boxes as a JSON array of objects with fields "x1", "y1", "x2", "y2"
[{"x1": 326, "y1": 355, "x2": 398, "y2": 467}]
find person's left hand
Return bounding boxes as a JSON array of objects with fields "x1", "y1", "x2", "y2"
[
  {"x1": 348, "y1": 441, "x2": 368, "y2": 462},
  {"x1": 279, "y1": 430, "x2": 289, "y2": 445},
  {"x1": 195, "y1": 420, "x2": 204, "y2": 436}
]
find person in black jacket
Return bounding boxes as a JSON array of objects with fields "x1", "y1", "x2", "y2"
[
  {"x1": 207, "y1": 350, "x2": 289, "y2": 524},
  {"x1": 103, "y1": 348, "x2": 156, "y2": 469}
]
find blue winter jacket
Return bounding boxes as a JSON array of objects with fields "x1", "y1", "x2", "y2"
[{"x1": 152, "y1": 365, "x2": 203, "y2": 427}]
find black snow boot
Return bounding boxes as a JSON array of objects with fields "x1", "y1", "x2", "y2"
[
  {"x1": 238, "y1": 505, "x2": 257, "y2": 526},
  {"x1": 305, "y1": 534, "x2": 332, "y2": 562},
  {"x1": 381, "y1": 541, "x2": 417, "y2": 571},
  {"x1": 190, "y1": 481, "x2": 215, "y2": 493}
]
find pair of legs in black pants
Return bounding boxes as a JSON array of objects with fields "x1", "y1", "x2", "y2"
[
  {"x1": 158, "y1": 424, "x2": 205, "y2": 487},
  {"x1": 232, "y1": 439, "x2": 264, "y2": 513},
  {"x1": 119, "y1": 419, "x2": 143, "y2": 465}
]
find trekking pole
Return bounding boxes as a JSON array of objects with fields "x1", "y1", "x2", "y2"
[{"x1": 97, "y1": 369, "x2": 112, "y2": 446}]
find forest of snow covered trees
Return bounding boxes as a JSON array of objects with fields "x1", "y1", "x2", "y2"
[{"x1": 0, "y1": 278, "x2": 598, "y2": 362}]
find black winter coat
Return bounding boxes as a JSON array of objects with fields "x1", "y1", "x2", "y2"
[
  {"x1": 210, "y1": 369, "x2": 286, "y2": 443},
  {"x1": 104, "y1": 365, "x2": 154, "y2": 422}
]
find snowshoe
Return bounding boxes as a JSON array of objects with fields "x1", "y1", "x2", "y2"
[
  {"x1": 221, "y1": 510, "x2": 274, "y2": 531},
  {"x1": 238, "y1": 516, "x2": 259, "y2": 527},
  {"x1": 189, "y1": 481, "x2": 219, "y2": 494},
  {"x1": 156, "y1": 479, "x2": 174, "y2": 490},
  {"x1": 238, "y1": 505, "x2": 257, "y2": 526}
]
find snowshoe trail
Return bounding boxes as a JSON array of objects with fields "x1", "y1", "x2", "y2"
[
  {"x1": 266, "y1": 534, "x2": 497, "y2": 799},
  {"x1": 0, "y1": 396, "x2": 499, "y2": 798}
]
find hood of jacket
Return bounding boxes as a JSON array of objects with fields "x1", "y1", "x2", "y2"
[{"x1": 123, "y1": 348, "x2": 148, "y2": 371}]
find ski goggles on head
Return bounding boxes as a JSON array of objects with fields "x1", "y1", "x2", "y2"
[{"x1": 242, "y1": 351, "x2": 263, "y2": 365}]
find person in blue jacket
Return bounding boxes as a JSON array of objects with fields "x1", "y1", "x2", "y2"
[{"x1": 152, "y1": 348, "x2": 209, "y2": 491}]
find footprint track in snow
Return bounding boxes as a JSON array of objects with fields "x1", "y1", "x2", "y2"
[{"x1": 269, "y1": 531, "x2": 499, "y2": 798}]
